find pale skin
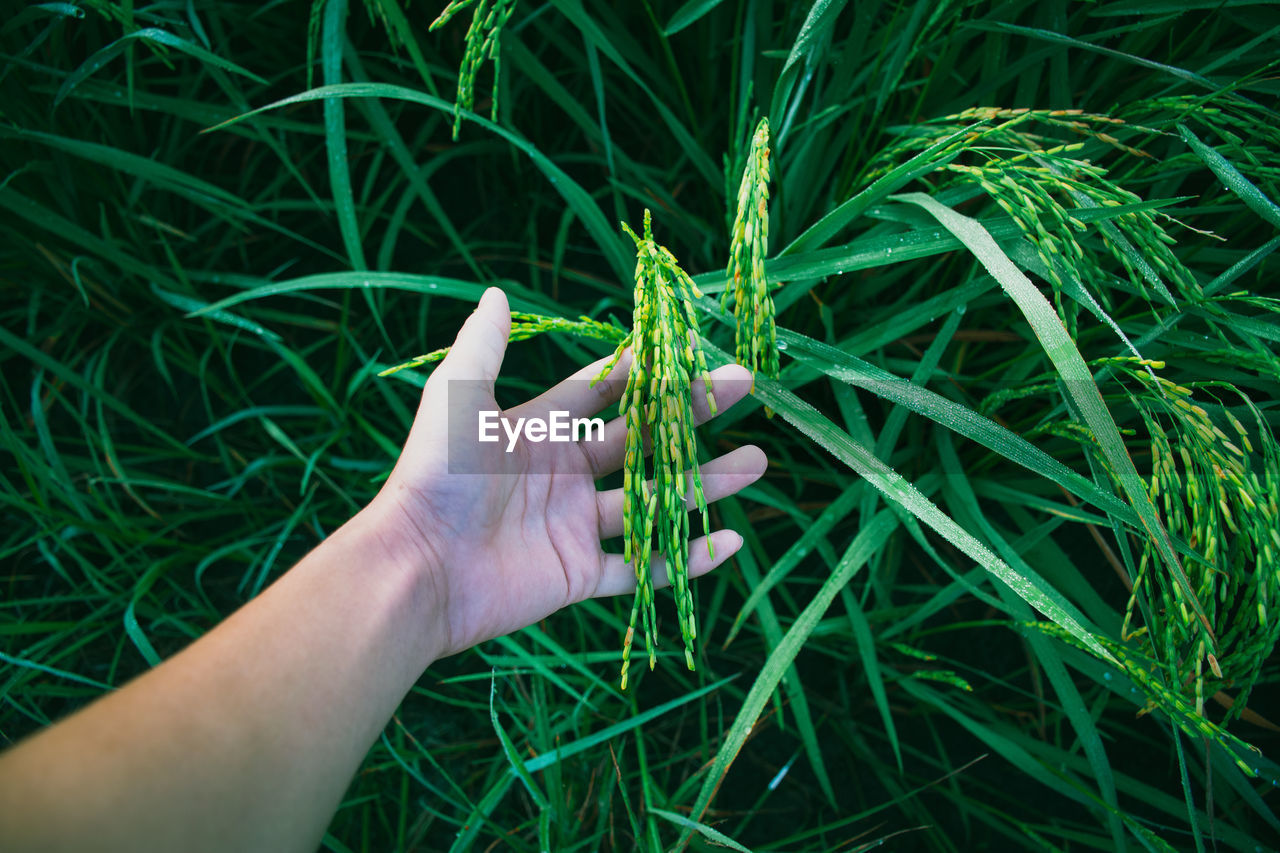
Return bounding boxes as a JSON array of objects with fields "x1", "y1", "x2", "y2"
[{"x1": 0, "y1": 287, "x2": 767, "y2": 853}]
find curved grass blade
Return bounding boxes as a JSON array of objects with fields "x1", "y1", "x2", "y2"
[
  {"x1": 768, "y1": 0, "x2": 848, "y2": 145},
  {"x1": 186, "y1": 272, "x2": 552, "y2": 317},
  {"x1": 964, "y1": 21, "x2": 1216, "y2": 91},
  {"x1": 151, "y1": 285, "x2": 281, "y2": 342},
  {"x1": 54, "y1": 27, "x2": 267, "y2": 108},
  {"x1": 652, "y1": 807, "x2": 755, "y2": 852},
  {"x1": 892, "y1": 191, "x2": 1215, "y2": 648},
  {"x1": 663, "y1": 0, "x2": 729, "y2": 36}
]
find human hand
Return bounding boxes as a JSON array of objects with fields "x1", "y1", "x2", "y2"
[{"x1": 369, "y1": 287, "x2": 766, "y2": 659}]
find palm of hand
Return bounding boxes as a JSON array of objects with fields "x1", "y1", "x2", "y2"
[{"x1": 380, "y1": 288, "x2": 765, "y2": 659}]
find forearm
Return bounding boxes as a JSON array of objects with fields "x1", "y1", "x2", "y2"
[{"x1": 0, "y1": 496, "x2": 442, "y2": 853}]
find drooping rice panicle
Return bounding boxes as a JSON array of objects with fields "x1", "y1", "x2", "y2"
[
  {"x1": 987, "y1": 354, "x2": 1279, "y2": 744},
  {"x1": 599, "y1": 209, "x2": 716, "y2": 690},
  {"x1": 430, "y1": 0, "x2": 516, "y2": 140},
  {"x1": 1106, "y1": 361, "x2": 1280, "y2": 723},
  {"x1": 1025, "y1": 620, "x2": 1263, "y2": 776},
  {"x1": 867, "y1": 108, "x2": 1204, "y2": 335}
]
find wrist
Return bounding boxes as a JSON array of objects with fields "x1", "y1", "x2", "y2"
[{"x1": 338, "y1": 493, "x2": 452, "y2": 663}]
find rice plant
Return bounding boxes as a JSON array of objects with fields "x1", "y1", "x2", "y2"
[{"x1": 597, "y1": 209, "x2": 717, "y2": 690}]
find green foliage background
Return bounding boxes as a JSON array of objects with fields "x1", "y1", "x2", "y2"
[{"x1": 3, "y1": 0, "x2": 1280, "y2": 849}]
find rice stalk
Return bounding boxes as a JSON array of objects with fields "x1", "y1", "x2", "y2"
[
  {"x1": 723, "y1": 117, "x2": 778, "y2": 388},
  {"x1": 376, "y1": 312, "x2": 626, "y2": 376},
  {"x1": 1123, "y1": 95, "x2": 1280, "y2": 199},
  {"x1": 593, "y1": 209, "x2": 716, "y2": 690}
]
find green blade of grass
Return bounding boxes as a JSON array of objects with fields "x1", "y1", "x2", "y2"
[
  {"x1": 449, "y1": 675, "x2": 735, "y2": 851},
  {"x1": 963, "y1": 20, "x2": 1216, "y2": 90},
  {"x1": 718, "y1": 498, "x2": 837, "y2": 808},
  {"x1": 187, "y1": 271, "x2": 551, "y2": 318},
  {"x1": 680, "y1": 511, "x2": 898, "y2": 846},
  {"x1": 651, "y1": 807, "x2": 755, "y2": 852},
  {"x1": 779, "y1": 124, "x2": 972, "y2": 256},
  {"x1": 321, "y1": 0, "x2": 366, "y2": 272},
  {"x1": 935, "y1": 429, "x2": 1124, "y2": 851},
  {"x1": 745, "y1": 368, "x2": 1114, "y2": 663},
  {"x1": 662, "y1": 0, "x2": 729, "y2": 36},
  {"x1": 53, "y1": 26, "x2": 267, "y2": 108},
  {"x1": 549, "y1": 0, "x2": 720, "y2": 190},
  {"x1": 1179, "y1": 124, "x2": 1280, "y2": 230},
  {"x1": 771, "y1": 325, "x2": 1144, "y2": 530},
  {"x1": 769, "y1": 0, "x2": 848, "y2": 144},
  {"x1": 489, "y1": 675, "x2": 550, "y2": 810}
]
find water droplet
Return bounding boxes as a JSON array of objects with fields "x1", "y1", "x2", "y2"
[
  {"x1": 776, "y1": 341, "x2": 788, "y2": 351},
  {"x1": 886, "y1": 248, "x2": 893, "y2": 255},
  {"x1": 1103, "y1": 672, "x2": 1112, "y2": 681}
]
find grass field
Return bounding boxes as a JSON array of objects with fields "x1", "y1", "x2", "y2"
[{"x1": 3, "y1": 1, "x2": 1280, "y2": 849}]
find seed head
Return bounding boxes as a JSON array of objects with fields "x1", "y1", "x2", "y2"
[
  {"x1": 430, "y1": 0, "x2": 517, "y2": 141},
  {"x1": 724, "y1": 118, "x2": 778, "y2": 389},
  {"x1": 613, "y1": 209, "x2": 716, "y2": 690}
]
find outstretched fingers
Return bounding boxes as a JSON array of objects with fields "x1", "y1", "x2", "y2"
[
  {"x1": 579, "y1": 362, "x2": 755, "y2": 477},
  {"x1": 593, "y1": 530, "x2": 744, "y2": 598},
  {"x1": 595, "y1": 445, "x2": 766, "y2": 539}
]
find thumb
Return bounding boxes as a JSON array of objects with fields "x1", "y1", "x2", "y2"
[{"x1": 438, "y1": 287, "x2": 510, "y2": 385}]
